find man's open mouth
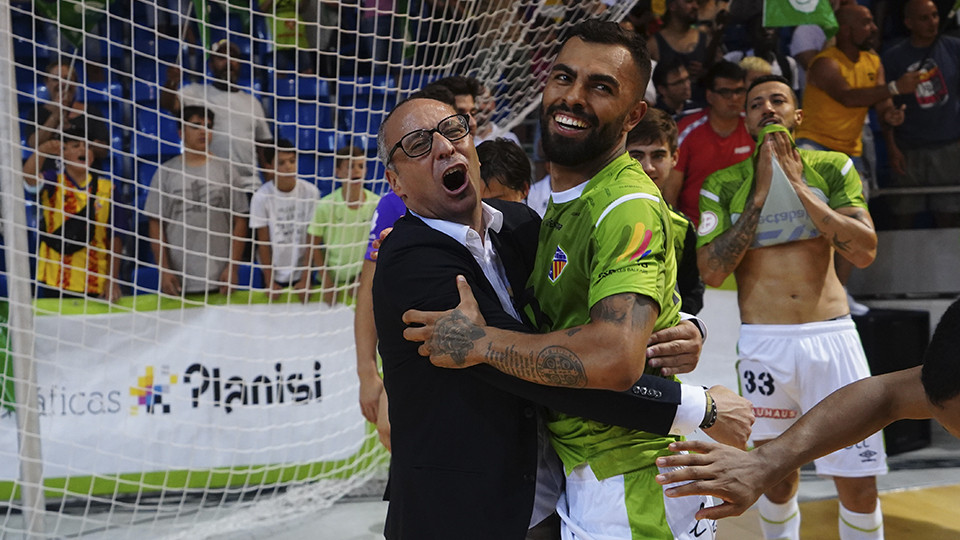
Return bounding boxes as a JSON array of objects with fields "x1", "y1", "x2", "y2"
[
  {"x1": 442, "y1": 165, "x2": 468, "y2": 192},
  {"x1": 554, "y1": 113, "x2": 589, "y2": 131}
]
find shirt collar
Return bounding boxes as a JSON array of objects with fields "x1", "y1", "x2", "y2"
[
  {"x1": 550, "y1": 152, "x2": 635, "y2": 204},
  {"x1": 411, "y1": 202, "x2": 503, "y2": 247},
  {"x1": 752, "y1": 124, "x2": 797, "y2": 158}
]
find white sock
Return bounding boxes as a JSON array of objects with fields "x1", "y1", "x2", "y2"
[
  {"x1": 757, "y1": 494, "x2": 800, "y2": 540},
  {"x1": 839, "y1": 501, "x2": 884, "y2": 540}
]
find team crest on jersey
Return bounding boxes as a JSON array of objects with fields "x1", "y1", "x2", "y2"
[
  {"x1": 616, "y1": 223, "x2": 653, "y2": 262},
  {"x1": 548, "y1": 246, "x2": 568, "y2": 282}
]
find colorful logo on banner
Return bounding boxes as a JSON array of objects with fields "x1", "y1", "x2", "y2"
[
  {"x1": 548, "y1": 246, "x2": 568, "y2": 282},
  {"x1": 130, "y1": 366, "x2": 178, "y2": 415},
  {"x1": 617, "y1": 223, "x2": 653, "y2": 262}
]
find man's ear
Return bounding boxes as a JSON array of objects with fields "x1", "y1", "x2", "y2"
[
  {"x1": 624, "y1": 99, "x2": 648, "y2": 135},
  {"x1": 794, "y1": 108, "x2": 804, "y2": 129},
  {"x1": 385, "y1": 169, "x2": 405, "y2": 200}
]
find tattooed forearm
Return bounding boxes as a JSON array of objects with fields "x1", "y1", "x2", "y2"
[
  {"x1": 430, "y1": 310, "x2": 486, "y2": 366},
  {"x1": 537, "y1": 346, "x2": 587, "y2": 387},
  {"x1": 484, "y1": 343, "x2": 588, "y2": 387},
  {"x1": 832, "y1": 233, "x2": 851, "y2": 252},
  {"x1": 704, "y1": 203, "x2": 761, "y2": 273},
  {"x1": 484, "y1": 343, "x2": 538, "y2": 380}
]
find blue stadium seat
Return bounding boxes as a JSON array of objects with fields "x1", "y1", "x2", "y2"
[
  {"x1": 135, "y1": 160, "x2": 161, "y2": 210},
  {"x1": 338, "y1": 75, "x2": 399, "y2": 135},
  {"x1": 16, "y1": 82, "x2": 50, "y2": 106},
  {"x1": 81, "y1": 81, "x2": 126, "y2": 126},
  {"x1": 274, "y1": 100, "x2": 334, "y2": 130},
  {"x1": 399, "y1": 72, "x2": 440, "y2": 93},
  {"x1": 132, "y1": 266, "x2": 159, "y2": 294},
  {"x1": 274, "y1": 75, "x2": 331, "y2": 101},
  {"x1": 133, "y1": 81, "x2": 160, "y2": 105},
  {"x1": 134, "y1": 108, "x2": 181, "y2": 160},
  {"x1": 316, "y1": 156, "x2": 335, "y2": 181},
  {"x1": 236, "y1": 263, "x2": 264, "y2": 289}
]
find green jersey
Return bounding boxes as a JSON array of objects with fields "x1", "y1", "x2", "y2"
[
  {"x1": 697, "y1": 125, "x2": 867, "y2": 250},
  {"x1": 307, "y1": 187, "x2": 380, "y2": 284},
  {"x1": 527, "y1": 152, "x2": 682, "y2": 480}
]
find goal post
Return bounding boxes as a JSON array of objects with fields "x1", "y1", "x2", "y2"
[{"x1": 1, "y1": 1, "x2": 637, "y2": 537}]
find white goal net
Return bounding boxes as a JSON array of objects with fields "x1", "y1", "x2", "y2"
[{"x1": 0, "y1": 0, "x2": 636, "y2": 537}]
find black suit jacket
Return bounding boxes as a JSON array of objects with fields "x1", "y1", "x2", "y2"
[{"x1": 373, "y1": 200, "x2": 684, "y2": 540}]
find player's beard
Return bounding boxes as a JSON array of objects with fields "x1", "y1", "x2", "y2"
[{"x1": 540, "y1": 103, "x2": 626, "y2": 168}]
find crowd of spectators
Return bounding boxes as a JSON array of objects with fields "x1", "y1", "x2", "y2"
[
  {"x1": 637, "y1": 0, "x2": 960, "y2": 232},
  {"x1": 7, "y1": 0, "x2": 959, "y2": 304}
]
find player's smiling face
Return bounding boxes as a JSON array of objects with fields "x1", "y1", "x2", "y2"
[
  {"x1": 384, "y1": 99, "x2": 482, "y2": 227},
  {"x1": 539, "y1": 37, "x2": 646, "y2": 168}
]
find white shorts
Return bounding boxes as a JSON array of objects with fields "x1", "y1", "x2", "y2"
[
  {"x1": 736, "y1": 318, "x2": 888, "y2": 477},
  {"x1": 557, "y1": 462, "x2": 716, "y2": 540}
]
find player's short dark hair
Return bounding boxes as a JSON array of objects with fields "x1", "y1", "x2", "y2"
[
  {"x1": 747, "y1": 74, "x2": 799, "y2": 107},
  {"x1": 921, "y1": 298, "x2": 960, "y2": 407},
  {"x1": 264, "y1": 138, "x2": 296, "y2": 165},
  {"x1": 477, "y1": 138, "x2": 531, "y2": 194},
  {"x1": 652, "y1": 58, "x2": 687, "y2": 89},
  {"x1": 335, "y1": 144, "x2": 366, "y2": 169},
  {"x1": 703, "y1": 60, "x2": 746, "y2": 91},
  {"x1": 181, "y1": 105, "x2": 213, "y2": 129},
  {"x1": 627, "y1": 108, "x2": 678, "y2": 153},
  {"x1": 564, "y1": 19, "x2": 652, "y2": 94},
  {"x1": 410, "y1": 84, "x2": 457, "y2": 108},
  {"x1": 433, "y1": 75, "x2": 483, "y2": 99}
]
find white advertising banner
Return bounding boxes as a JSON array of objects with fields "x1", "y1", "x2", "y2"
[{"x1": 0, "y1": 301, "x2": 365, "y2": 480}]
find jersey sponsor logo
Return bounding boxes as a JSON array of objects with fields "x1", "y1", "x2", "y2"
[
  {"x1": 697, "y1": 211, "x2": 719, "y2": 236},
  {"x1": 753, "y1": 407, "x2": 797, "y2": 419},
  {"x1": 616, "y1": 223, "x2": 653, "y2": 262},
  {"x1": 548, "y1": 246, "x2": 567, "y2": 282},
  {"x1": 543, "y1": 218, "x2": 563, "y2": 230},
  {"x1": 734, "y1": 145, "x2": 752, "y2": 154},
  {"x1": 596, "y1": 265, "x2": 641, "y2": 281}
]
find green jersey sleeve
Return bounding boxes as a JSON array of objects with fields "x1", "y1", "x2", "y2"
[{"x1": 589, "y1": 192, "x2": 675, "y2": 323}]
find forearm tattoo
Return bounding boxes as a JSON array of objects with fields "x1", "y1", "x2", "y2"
[
  {"x1": 832, "y1": 233, "x2": 851, "y2": 253},
  {"x1": 704, "y1": 202, "x2": 761, "y2": 273},
  {"x1": 430, "y1": 310, "x2": 486, "y2": 366},
  {"x1": 484, "y1": 343, "x2": 588, "y2": 388},
  {"x1": 824, "y1": 209, "x2": 871, "y2": 252}
]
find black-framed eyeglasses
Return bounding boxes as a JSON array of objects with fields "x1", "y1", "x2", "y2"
[
  {"x1": 711, "y1": 87, "x2": 747, "y2": 98},
  {"x1": 386, "y1": 114, "x2": 470, "y2": 165}
]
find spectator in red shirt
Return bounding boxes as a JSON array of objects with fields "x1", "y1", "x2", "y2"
[{"x1": 665, "y1": 61, "x2": 754, "y2": 224}]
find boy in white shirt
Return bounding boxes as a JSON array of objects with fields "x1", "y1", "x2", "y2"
[{"x1": 249, "y1": 139, "x2": 320, "y2": 302}]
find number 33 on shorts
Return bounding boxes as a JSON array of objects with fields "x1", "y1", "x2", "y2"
[{"x1": 736, "y1": 359, "x2": 777, "y2": 397}]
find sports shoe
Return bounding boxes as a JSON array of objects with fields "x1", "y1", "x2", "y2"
[{"x1": 847, "y1": 290, "x2": 870, "y2": 316}]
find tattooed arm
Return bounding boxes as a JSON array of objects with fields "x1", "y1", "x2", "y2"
[
  {"x1": 696, "y1": 157, "x2": 773, "y2": 288},
  {"x1": 403, "y1": 276, "x2": 658, "y2": 391}
]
